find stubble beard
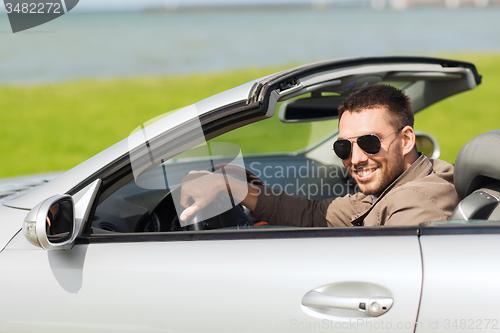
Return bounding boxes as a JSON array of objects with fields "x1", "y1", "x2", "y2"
[{"x1": 352, "y1": 148, "x2": 405, "y2": 197}]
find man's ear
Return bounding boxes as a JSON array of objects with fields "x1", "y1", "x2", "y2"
[{"x1": 401, "y1": 126, "x2": 416, "y2": 156}]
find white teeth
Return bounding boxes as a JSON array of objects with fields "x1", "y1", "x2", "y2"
[{"x1": 357, "y1": 169, "x2": 374, "y2": 177}]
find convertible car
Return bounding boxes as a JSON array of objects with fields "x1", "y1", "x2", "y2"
[{"x1": 1, "y1": 56, "x2": 499, "y2": 333}]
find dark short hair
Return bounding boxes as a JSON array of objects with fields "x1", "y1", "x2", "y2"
[{"x1": 338, "y1": 84, "x2": 413, "y2": 129}]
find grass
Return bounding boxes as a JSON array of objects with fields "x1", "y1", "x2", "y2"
[
  {"x1": 1, "y1": 54, "x2": 499, "y2": 178},
  {"x1": 0, "y1": 67, "x2": 286, "y2": 178},
  {"x1": 414, "y1": 54, "x2": 500, "y2": 162}
]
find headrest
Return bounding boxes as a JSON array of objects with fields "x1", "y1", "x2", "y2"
[{"x1": 454, "y1": 129, "x2": 500, "y2": 199}]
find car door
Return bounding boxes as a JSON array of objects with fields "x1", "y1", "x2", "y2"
[
  {"x1": 416, "y1": 221, "x2": 500, "y2": 333},
  {"x1": 0, "y1": 225, "x2": 422, "y2": 333}
]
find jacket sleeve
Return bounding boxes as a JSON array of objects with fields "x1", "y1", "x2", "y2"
[
  {"x1": 250, "y1": 186, "x2": 333, "y2": 227},
  {"x1": 325, "y1": 192, "x2": 372, "y2": 227},
  {"x1": 250, "y1": 186, "x2": 372, "y2": 228}
]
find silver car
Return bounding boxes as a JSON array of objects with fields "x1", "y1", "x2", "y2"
[{"x1": 1, "y1": 56, "x2": 497, "y2": 333}]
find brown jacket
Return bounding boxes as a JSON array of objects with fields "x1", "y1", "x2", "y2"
[{"x1": 252, "y1": 155, "x2": 460, "y2": 227}]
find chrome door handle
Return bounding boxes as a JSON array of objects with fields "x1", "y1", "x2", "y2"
[{"x1": 302, "y1": 292, "x2": 393, "y2": 317}]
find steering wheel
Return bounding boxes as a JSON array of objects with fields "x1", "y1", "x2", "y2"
[{"x1": 180, "y1": 164, "x2": 264, "y2": 231}]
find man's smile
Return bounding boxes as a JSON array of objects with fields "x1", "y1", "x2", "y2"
[{"x1": 353, "y1": 167, "x2": 378, "y2": 181}]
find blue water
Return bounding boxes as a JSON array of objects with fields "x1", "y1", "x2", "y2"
[{"x1": 0, "y1": 6, "x2": 499, "y2": 84}]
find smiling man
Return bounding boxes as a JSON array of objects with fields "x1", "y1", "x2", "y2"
[{"x1": 180, "y1": 84, "x2": 460, "y2": 227}]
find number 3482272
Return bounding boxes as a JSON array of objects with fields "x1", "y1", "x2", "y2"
[{"x1": 5, "y1": 3, "x2": 62, "y2": 14}]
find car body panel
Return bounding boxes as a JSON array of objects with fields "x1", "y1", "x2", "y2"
[
  {"x1": 417, "y1": 228, "x2": 500, "y2": 333},
  {"x1": 1, "y1": 229, "x2": 422, "y2": 333},
  {"x1": 0, "y1": 206, "x2": 28, "y2": 252},
  {"x1": 0, "y1": 172, "x2": 61, "y2": 204}
]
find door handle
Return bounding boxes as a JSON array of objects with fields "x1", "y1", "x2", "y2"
[{"x1": 302, "y1": 291, "x2": 393, "y2": 317}]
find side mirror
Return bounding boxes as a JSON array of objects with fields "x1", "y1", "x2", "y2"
[
  {"x1": 415, "y1": 131, "x2": 440, "y2": 159},
  {"x1": 23, "y1": 195, "x2": 76, "y2": 250}
]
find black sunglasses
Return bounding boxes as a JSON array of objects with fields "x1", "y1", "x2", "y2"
[{"x1": 333, "y1": 127, "x2": 404, "y2": 160}]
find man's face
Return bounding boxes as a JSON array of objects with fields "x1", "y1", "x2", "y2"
[{"x1": 338, "y1": 107, "x2": 405, "y2": 197}]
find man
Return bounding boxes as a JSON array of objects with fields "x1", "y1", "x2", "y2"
[{"x1": 179, "y1": 84, "x2": 460, "y2": 227}]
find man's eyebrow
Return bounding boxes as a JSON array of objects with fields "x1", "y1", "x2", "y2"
[{"x1": 338, "y1": 132, "x2": 383, "y2": 140}]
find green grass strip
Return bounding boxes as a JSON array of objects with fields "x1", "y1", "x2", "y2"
[{"x1": 0, "y1": 54, "x2": 499, "y2": 178}]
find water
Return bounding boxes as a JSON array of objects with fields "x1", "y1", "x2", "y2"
[{"x1": 0, "y1": 6, "x2": 499, "y2": 84}]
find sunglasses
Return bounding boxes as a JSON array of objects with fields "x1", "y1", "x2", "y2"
[{"x1": 333, "y1": 127, "x2": 404, "y2": 160}]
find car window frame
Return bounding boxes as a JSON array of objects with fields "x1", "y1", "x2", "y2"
[{"x1": 72, "y1": 56, "x2": 482, "y2": 241}]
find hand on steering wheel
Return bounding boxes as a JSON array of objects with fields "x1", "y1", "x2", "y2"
[
  {"x1": 179, "y1": 170, "x2": 226, "y2": 222},
  {"x1": 179, "y1": 164, "x2": 263, "y2": 227}
]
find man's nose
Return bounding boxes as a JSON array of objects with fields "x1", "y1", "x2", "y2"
[{"x1": 350, "y1": 142, "x2": 368, "y2": 165}]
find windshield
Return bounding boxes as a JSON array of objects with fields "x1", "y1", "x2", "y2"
[
  {"x1": 209, "y1": 112, "x2": 338, "y2": 156},
  {"x1": 92, "y1": 97, "x2": 342, "y2": 233}
]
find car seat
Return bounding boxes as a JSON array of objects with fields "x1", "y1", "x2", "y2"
[{"x1": 450, "y1": 129, "x2": 500, "y2": 221}]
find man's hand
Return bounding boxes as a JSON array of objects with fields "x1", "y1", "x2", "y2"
[
  {"x1": 179, "y1": 171, "x2": 226, "y2": 221},
  {"x1": 179, "y1": 169, "x2": 261, "y2": 222}
]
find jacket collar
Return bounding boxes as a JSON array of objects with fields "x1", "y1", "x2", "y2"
[{"x1": 375, "y1": 153, "x2": 431, "y2": 201}]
